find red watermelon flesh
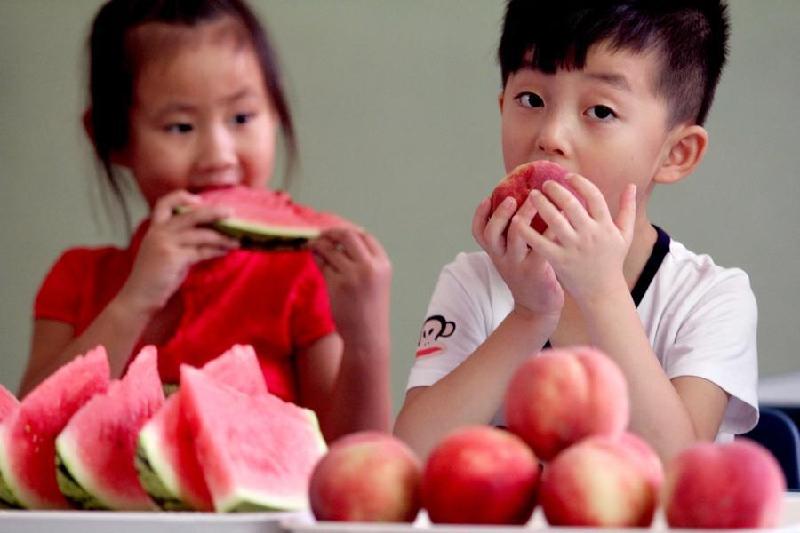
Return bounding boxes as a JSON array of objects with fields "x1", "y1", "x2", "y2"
[
  {"x1": 55, "y1": 346, "x2": 164, "y2": 510},
  {"x1": 0, "y1": 346, "x2": 109, "y2": 509},
  {"x1": 180, "y1": 365, "x2": 326, "y2": 512},
  {"x1": 0, "y1": 386, "x2": 18, "y2": 423},
  {"x1": 195, "y1": 186, "x2": 348, "y2": 249},
  {"x1": 137, "y1": 345, "x2": 268, "y2": 511},
  {"x1": 490, "y1": 160, "x2": 585, "y2": 234}
]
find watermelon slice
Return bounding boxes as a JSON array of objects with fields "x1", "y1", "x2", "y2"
[
  {"x1": 0, "y1": 346, "x2": 109, "y2": 509},
  {"x1": 193, "y1": 186, "x2": 348, "y2": 250},
  {"x1": 136, "y1": 345, "x2": 268, "y2": 511},
  {"x1": 55, "y1": 346, "x2": 164, "y2": 510},
  {"x1": 180, "y1": 365, "x2": 326, "y2": 512},
  {"x1": 0, "y1": 385, "x2": 18, "y2": 423}
]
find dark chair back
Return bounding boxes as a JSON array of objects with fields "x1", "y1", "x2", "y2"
[{"x1": 741, "y1": 406, "x2": 800, "y2": 490}]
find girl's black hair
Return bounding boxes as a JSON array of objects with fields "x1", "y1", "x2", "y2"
[
  {"x1": 498, "y1": 0, "x2": 730, "y2": 127},
  {"x1": 88, "y1": 0, "x2": 296, "y2": 228}
]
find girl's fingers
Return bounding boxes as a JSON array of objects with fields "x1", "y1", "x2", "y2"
[
  {"x1": 324, "y1": 228, "x2": 370, "y2": 263},
  {"x1": 565, "y1": 174, "x2": 610, "y2": 222},
  {"x1": 542, "y1": 179, "x2": 590, "y2": 231},
  {"x1": 177, "y1": 228, "x2": 239, "y2": 249},
  {"x1": 152, "y1": 190, "x2": 201, "y2": 223},
  {"x1": 310, "y1": 237, "x2": 350, "y2": 274}
]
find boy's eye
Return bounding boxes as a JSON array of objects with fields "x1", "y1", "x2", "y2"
[
  {"x1": 586, "y1": 105, "x2": 617, "y2": 121},
  {"x1": 165, "y1": 123, "x2": 193, "y2": 134},
  {"x1": 515, "y1": 91, "x2": 544, "y2": 108}
]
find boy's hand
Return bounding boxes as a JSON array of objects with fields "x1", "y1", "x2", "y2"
[
  {"x1": 520, "y1": 175, "x2": 637, "y2": 306},
  {"x1": 117, "y1": 190, "x2": 238, "y2": 315},
  {"x1": 472, "y1": 194, "x2": 564, "y2": 322},
  {"x1": 310, "y1": 227, "x2": 392, "y2": 344}
]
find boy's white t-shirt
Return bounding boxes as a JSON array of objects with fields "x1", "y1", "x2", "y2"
[{"x1": 406, "y1": 228, "x2": 759, "y2": 442}]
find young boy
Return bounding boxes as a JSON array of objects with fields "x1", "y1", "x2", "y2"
[{"x1": 394, "y1": 0, "x2": 757, "y2": 463}]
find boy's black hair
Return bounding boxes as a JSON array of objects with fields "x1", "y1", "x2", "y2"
[
  {"x1": 498, "y1": 0, "x2": 729, "y2": 127},
  {"x1": 88, "y1": 0, "x2": 296, "y2": 228}
]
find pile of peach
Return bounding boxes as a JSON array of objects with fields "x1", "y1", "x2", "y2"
[{"x1": 308, "y1": 347, "x2": 785, "y2": 528}]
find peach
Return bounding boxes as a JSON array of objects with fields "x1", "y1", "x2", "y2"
[
  {"x1": 490, "y1": 160, "x2": 582, "y2": 233},
  {"x1": 308, "y1": 431, "x2": 422, "y2": 522},
  {"x1": 663, "y1": 440, "x2": 785, "y2": 529},
  {"x1": 505, "y1": 346, "x2": 629, "y2": 460},
  {"x1": 539, "y1": 432, "x2": 663, "y2": 527},
  {"x1": 421, "y1": 425, "x2": 540, "y2": 525}
]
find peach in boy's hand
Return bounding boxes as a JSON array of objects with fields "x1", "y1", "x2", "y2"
[{"x1": 490, "y1": 160, "x2": 584, "y2": 233}]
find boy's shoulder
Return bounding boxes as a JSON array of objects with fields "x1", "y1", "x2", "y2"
[{"x1": 649, "y1": 234, "x2": 755, "y2": 314}]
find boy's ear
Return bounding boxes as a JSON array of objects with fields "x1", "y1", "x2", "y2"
[
  {"x1": 498, "y1": 91, "x2": 505, "y2": 113},
  {"x1": 653, "y1": 124, "x2": 708, "y2": 185}
]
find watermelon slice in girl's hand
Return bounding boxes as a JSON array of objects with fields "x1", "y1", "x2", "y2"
[
  {"x1": 55, "y1": 346, "x2": 164, "y2": 510},
  {"x1": 0, "y1": 346, "x2": 109, "y2": 509},
  {"x1": 179, "y1": 365, "x2": 326, "y2": 512},
  {"x1": 0, "y1": 386, "x2": 18, "y2": 423},
  {"x1": 136, "y1": 345, "x2": 268, "y2": 511},
  {"x1": 193, "y1": 186, "x2": 349, "y2": 251}
]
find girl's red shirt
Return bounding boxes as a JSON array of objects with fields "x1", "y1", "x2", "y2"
[{"x1": 33, "y1": 222, "x2": 336, "y2": 403}]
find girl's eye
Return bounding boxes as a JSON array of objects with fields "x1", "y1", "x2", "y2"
[
  {"x1": 233, "y1": 113, "x2": 255, "y2": 125},
  {"x1": 165, "y1": 123, "x2": 193, "y2": 134},
  {"x1": 586, "y1": 105, "x2": 617, "y2": 121},
  {"x1": 515, "y1": 91, "x2": 544, "y2": 108}
]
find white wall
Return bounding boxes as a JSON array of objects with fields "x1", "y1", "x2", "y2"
[{"x1": 1, "y1": 1, "x2": 798, "y2": 411}]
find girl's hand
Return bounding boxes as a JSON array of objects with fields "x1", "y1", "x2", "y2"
[
  {"x1": 117, "y1": 190, "x2": 239, "y2": 315},
  {"x1": 309, "y1": 227, "x2": 392, "y2": 343},
  {"x1": 519, "y1": 175, "x2": 637, "y2": 307},
  {"x1": 472, "y1": 194, "x2": 564, "y2": 323}
]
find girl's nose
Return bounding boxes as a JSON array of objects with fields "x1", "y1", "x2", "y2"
[{"x1": 194, "y1": 124, "x2": 237, "y2": 184}]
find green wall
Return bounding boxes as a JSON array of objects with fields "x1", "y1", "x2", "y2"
[{"x1": 1, "y1": 1, "x2": 798, "y2": 412}]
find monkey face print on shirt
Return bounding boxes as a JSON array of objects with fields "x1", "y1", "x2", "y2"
[{"x1": 415, "y1": 314, "x2": 456, "y2": 357}]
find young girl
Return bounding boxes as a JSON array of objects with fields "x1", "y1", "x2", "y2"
[{"x1": 19, "y1": 0, "x2": 391, "y2": 442}]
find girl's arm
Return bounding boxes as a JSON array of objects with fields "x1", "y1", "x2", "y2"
[
  {"x1": 19, "y1": 190, "x2": 237, "y2": 396},
  {"x1": 302, "y1": 228, "x2": 392, "y2": 442}
]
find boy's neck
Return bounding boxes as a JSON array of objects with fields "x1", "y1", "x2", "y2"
[{"x1": 623, "y1": 215, "x2": 660, "y2": 291}]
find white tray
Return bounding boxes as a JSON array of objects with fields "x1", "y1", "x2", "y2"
[
  {"x1": 0, "y1": 510, "x2": 297, "y2": 533},
  {"x1": 283, "y1": 493, "x2": 800, "y2": 532}
]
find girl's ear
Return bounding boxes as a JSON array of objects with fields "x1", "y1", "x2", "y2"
[{"x1": 653, "y1": 124, "x2": 709, "y2": 185}]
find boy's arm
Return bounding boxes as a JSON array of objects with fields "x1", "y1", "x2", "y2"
[
  {"x1": 394, "y1": 195, "x2": 562, "y2": 459},
  {"x1": 522, "y1": 176, "x2": 730, "y2": 461},
  {"x1": 394, "y1": 309, "x2": 555, "y2": 460}
]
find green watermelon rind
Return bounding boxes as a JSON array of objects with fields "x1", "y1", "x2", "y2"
[
  {"x1": 211, "y1": 219, "x2": 318, "y2": 251},
  {"x1": 0, "y1": 426, "x2": 24, "y2": 509},
  {"x1": 214, "y1": 409, "x2": 327, "y2": 513},
  {"x1": 54, "y1": 433, "x2": 110, "y2": 510},
  {"x1": 135, "y1": 423, "x2": 193, "y2": 511}
]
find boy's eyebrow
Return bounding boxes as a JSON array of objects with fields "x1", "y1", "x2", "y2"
[{"x1": 584, "y1": 72, "x2": 632, "y2": 92}]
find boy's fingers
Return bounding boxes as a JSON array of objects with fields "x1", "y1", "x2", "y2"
[
  {"x1": 471, "y1": 197, "x2": 492, "y2": 249},
  {"x1": 542, "y1": 179, "x2": 589, "y2": 231},
  {"x1": 615, "y1": 184, "x2": 637, "y2": 243},
  {"x1": 507, "y1": 192, "x2": 538, "y2": 261},
  {"x1": 484, "y1": 196, "x2": 516, "y2": 253},
  {"x1": 567, "y1": 174, "x2": 609, "y2": 222},
  {"x1": 531, "y1": 190, "x2": 575, "y2": 244}
]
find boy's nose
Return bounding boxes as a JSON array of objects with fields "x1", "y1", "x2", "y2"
[{"x1": 535, "y1": 114, "x2": 568, "y2": 158}]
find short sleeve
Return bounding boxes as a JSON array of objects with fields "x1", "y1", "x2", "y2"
[
  {"x1": 406, "y1": 253, "x2": 496, "y2": 391},
  {"x1": 33, "y1": 249, "x2": 87, "y2": 326},
  {"x1": 663, "y1": 270, "x2": 759, "y2": 436},
  {"x1": 289, "y1": 253, "x2": 336, "y2": 350}
]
